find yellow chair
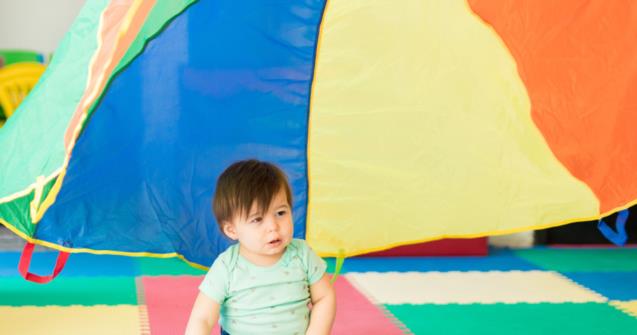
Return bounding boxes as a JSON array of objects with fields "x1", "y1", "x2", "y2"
[{"x1": 0, "y1": 62, "x2": 46, "y2": 121}]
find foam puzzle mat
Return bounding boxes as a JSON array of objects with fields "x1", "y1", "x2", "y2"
[{"x1": 0, "y1": 247, "x2": 635, "y2": 334}]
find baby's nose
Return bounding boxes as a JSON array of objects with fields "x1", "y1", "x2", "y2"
[{"x1": 265, "y1": 218, "x2": 279, "y2": 231}]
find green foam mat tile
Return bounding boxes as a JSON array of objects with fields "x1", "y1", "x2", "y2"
[
  {"x1": 137, "y1": 257, "x2": 206, "y2": 276},
  {"x1": 0, "y1": 277, "x2": 138, "y2": 306},
  {"x1": 385, "y1": 303, "x2": 637, "y2": 335},
  {"x1": 513, "y1": 248, "x2": 637, "y2": 272}
]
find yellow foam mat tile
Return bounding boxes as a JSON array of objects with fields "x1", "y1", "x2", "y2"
[
  {"x1": 0, "y1": 305, "x2": 146, "y2": 335},
  {"x1": 610, "y1": 300, "x2": 637, "y2": 318},
  {"x1": 346, "y1": 271, "x2": 607, "y2": 304}
]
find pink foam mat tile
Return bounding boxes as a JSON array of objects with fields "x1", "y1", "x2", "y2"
[
  {"x1": 332, "y1": 276, "x2": 408, "y2": 334},
  {"x1": 140, "y1": 275, "x2": 407, "y2": 334},
  {"x1": 141, "y1": 276, "x2": 219, "y2": 335}
]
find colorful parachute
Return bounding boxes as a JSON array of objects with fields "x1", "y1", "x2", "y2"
[{"x1": 1, "y1": 0, "x2": 636, "y2": 269}]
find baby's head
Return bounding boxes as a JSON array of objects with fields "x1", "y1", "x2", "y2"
[{"x1": 213, "y1": 160, "x2": 293, "y2": 258}]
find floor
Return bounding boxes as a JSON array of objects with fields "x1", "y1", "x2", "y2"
[{"x1": 1, "y1": 228, "x2": 636, "y2": 334}]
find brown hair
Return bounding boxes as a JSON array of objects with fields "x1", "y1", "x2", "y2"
[{"x1": 213, "y1": 159, "x2": 292, "y2": 231}]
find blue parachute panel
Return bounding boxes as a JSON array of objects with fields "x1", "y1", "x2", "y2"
[{"x1": 35, "y1": 0, "x2": 326, "y2": 266}]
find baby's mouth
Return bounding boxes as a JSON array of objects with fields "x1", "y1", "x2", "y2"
[{"x1": 268, "y1": 238, "x2": 282, "y2": 245}]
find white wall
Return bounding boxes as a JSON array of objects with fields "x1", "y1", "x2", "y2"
[
  {"x1": 489, "y1": 231, "x2": 535, "y2": 248},
  {"x1": 0, "y1": 0, "x2": 86, "y2": 55}
]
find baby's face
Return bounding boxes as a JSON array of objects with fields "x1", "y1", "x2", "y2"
[{"x1": 226, "y1": 188, "x2": 293, "y2": 264}]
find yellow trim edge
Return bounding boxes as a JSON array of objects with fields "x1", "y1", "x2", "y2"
[
  {"x1": 314, "y1": 197, "x2": 637, "y2": 258},
  {"x1": 4, "y1": 196, "x2": 637, "y2": 270},
  {"x1": 0, "y1": 218, "x2": 208, "y2": 271},
  {"x1": 0, "y1": 168, "x2": 61, "y2": 205},
  {"x1": 305, "y1": 0, "x2": 331, "y2": 253}
]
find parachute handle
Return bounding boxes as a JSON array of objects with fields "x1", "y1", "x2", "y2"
[
  {"x1": 18, "y1": 242, "x2": 70, "y2": 284},
  {"x1": 598, "y1": 209, "x2": 629, "y2": 246}
]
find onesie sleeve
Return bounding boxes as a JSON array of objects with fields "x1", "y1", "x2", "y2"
[
  {"x1": 298, "y1": 239, "x2": 327, "y2": 285},
  {"x1": 198, "y1": 255, "x2": 229, "y2": 304}
]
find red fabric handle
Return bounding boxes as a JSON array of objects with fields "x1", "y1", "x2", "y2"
[{"x1": 18, "y1": 242, "x2": 70, "y2": 284}]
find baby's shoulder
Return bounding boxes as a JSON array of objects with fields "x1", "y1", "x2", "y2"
[
  {"x1": 210, "y1": 243, "x2": 239, "y2": 272},
  {"x1": 287, "y1": 238, "x2": 310, "y2": 254},
  {"x1": 285, "y1": 239, "x2": 319, "y2": 265}
]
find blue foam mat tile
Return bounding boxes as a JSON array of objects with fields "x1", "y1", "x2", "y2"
[
  {"x1": 0, "y1": 252, "x2": 138, "y2": 277},
  {"x1": 562, "y1": 272, "x2": 637, "y2": 300},
  {"x1": 326, "y1": 248, "x2": 541, "y2": 273}
]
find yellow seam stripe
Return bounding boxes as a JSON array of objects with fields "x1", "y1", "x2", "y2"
[
  {"x1": 0, "y1": 168, "x2": 62, "y2": 204},
  {"x1": 0, "y1": 217, "x2": 208, "y2": 271},
  {"x1": 120, "y1": 0, "x2": 144, "y2": 37},
  {"x1": 314, "y1": 201, "x2": 637, "y2": 258},
  {"x1": 4, "y1": 198, "x2": 637, "y2": 268},
  {"x1": 305, "y1": 0, "x2": 331, "y2": 244},
  {"x1": 28, "y1": 176, "x2": 46, "y2": 223}
]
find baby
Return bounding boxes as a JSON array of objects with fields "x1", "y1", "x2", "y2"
[{"x1": 186, "y1": 159, "x2": 335, "y2": 335}]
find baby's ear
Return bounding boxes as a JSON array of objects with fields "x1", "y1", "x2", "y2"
[{"x1": 222, "y1": 222, "x2": 238, "y2": 240}]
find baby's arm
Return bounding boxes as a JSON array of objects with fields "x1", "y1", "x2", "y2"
[
  {"x1": 306, "y1": 274, "x2": 336, "y2": 335},
  {"x1": 185, "y1": 292, "x2": 221, "y2": 335}
]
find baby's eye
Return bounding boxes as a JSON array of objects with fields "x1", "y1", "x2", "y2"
[
  {"x1": 250, "y1": 217, "x2": 263, "y2": 224},
  {"x1": 276, "y1": 210, "x2": 287, "y2": 217}
]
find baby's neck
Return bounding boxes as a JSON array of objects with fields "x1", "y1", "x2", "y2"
[{"x1": 238, "y1": 245, "x2": 286, "y2": 267}]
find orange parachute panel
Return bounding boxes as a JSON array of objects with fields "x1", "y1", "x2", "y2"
[{"x1": 470, "y1": 0, "x2": 637, "y2": 213}]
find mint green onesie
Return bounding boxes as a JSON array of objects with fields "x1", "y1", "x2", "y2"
[{"x1": 199, "y1": 239, "x2": 327, "y2": 335}]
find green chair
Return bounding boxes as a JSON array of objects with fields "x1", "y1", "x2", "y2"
[
  {"x1": 0, "y1": 50, "x2": 45, "y2": 68},
  {"x1": 0, "y1": 62, "x2": 46, "y2": 127},
  {"x1": 0, "y1": 50, "x2": 46, "y2": 123}
]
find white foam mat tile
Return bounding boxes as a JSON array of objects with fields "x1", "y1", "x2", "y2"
[{"x1": 345, "y1": 271, "x2": 607, "y2": 304}]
